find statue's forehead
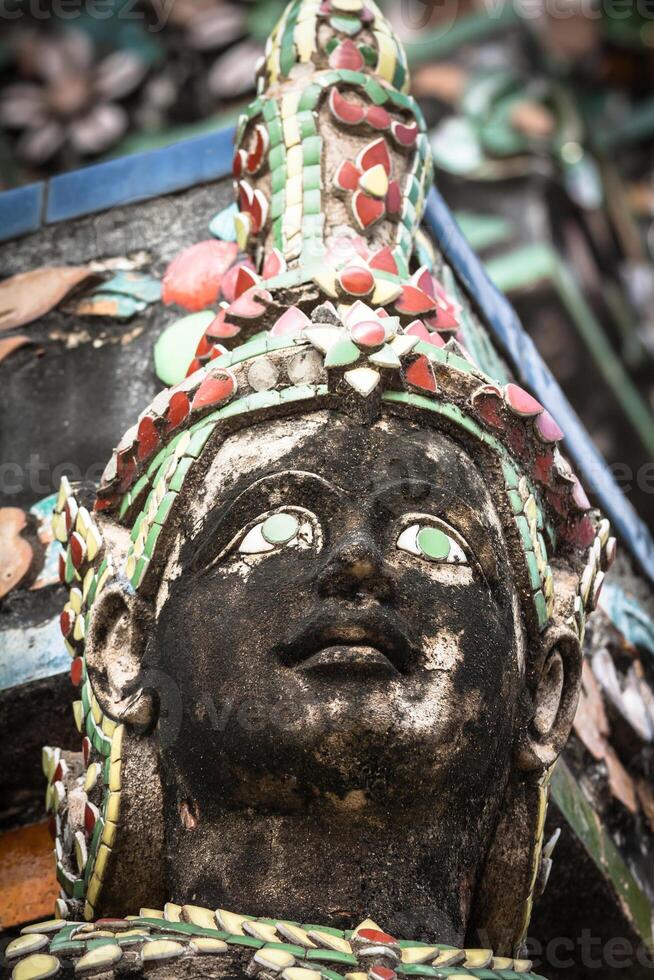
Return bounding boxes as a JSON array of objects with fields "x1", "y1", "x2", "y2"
[{"x1": 186, "y1": 410, "x2": 497, "y2": 527}]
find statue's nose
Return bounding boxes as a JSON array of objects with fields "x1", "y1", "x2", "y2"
[{"x1": 315, "y1": 529, "x2": 394, "y2": 601}]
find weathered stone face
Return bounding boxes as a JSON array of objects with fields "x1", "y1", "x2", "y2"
[{"x1": 153, "y1": 412, "x2": 524, "y2": 821}]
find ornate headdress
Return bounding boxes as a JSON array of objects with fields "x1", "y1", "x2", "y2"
[{"x1": 47, "y1": 0, "x2": 614, "y2": 955}]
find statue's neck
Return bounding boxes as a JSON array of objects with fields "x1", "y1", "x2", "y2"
[{"x1": 163, "y1": 801, "x2": 494, "y2": 945}]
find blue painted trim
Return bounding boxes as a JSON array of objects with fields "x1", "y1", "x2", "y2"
[
  {"x1": 424, "y1": 186, "x2": 654, "y2": 585},
  {"x1": 46, "y1": 127, "x2": 236, "y2": 223},
  {"x1": 0, "y1": 182, "x2": 45, "y2": 243}
]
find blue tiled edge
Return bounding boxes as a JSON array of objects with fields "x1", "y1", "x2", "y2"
[
  {"x1": 424, "y1": 186, "x2": 654, "y2": 585},
  {"x1": 46, "y1": 126, "x2": 236, "y2": 223},
  {"x1": 0, "y1": 182, "x2": 45, "y2": 242},
  {"x1": 0, "y1": 126, "x2": 235, "y2": 242}
]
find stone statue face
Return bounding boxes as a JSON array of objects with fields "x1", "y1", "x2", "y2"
[{"x1": 152, "y1": 412, "x2": 525, "y2": 816}]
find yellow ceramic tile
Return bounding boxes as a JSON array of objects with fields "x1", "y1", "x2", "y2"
[
  {"x1": 359, "y1": 163, "x2": 389, "y2": 199},
  {"x1": 282, "y1": 970, "x2": 322, "y2": 980},
  {"x1": 72, "y1": 701, "x2": 84, "y2": 733},
  {"x1": 108, "y1": 758, "x2": 121, "y2": 793},
  {"x1": 164, "y1": 902, "x2": 182, "y2": 922},
  {"x1": 372, "y1": 279, "x2": 402, "y2": 306},
  {"x1": 283, "y1": 116, "x2": 301, "y2": 148},
  {"x1": 401, "y1": 946, "x2": 440, "y2": 964},
  {"x1": 281, "y1": 92, "x2": 300, "y2": 119},
  {"x1": 286, "y1": 144, "x2": 304, "y2": 178},
  {"x1": 6, "y1": 934, "x2": 49, "y2": 959},
  {"x1": 286, "y1": 175, "x2": 304, "y2": 207},
  {"x1": 87, "y1": 873, "x2": 101, "y2": 907},
  {"x1": 183, "y1": 905, "x2": 217, "y2": 929},
  {"x1": 294, "y1": 20, "x2": 317, "y2": 62},
  {"x1": 275, "y1": 922, "x2": 316, "y2": 948},
  {"x1": 11, "y1": 954, "x2": 60, "y2": 980},
  {"x1": 374, "y1": 31, "x2": 397, "y2": 83},
  {"x1": 83, "y1": 764, "x2": 98, "y2": 794},
  {"x1": 110, "y1": 725, "x2": 124, "y2": 764},
  {"x1": 235, "y1": 212, "x2": 252, "y2": 250},
  {"x1": 94, "y1": 843, "x2": 111, "y2": 881},
  {"x1": 72, "y1": 615, "x2": 85, "y2": 643},
  {"x1": 75, "y1": 943, "x2": 122, "y2": 973},
  {"x1": 139, "y1": 908, "x2": 164, "y2": 919},
  {"x1": 283, "y1": 204, "x2": 303, "y2": 238},
  {"x1": 101, "y1": 716, "x2": 117, "y2": 738},
  {"x1": 215, "y1": 909, "x2": 254, "y2": 934},
  {"x1": 244, "y1": 922, "x2": 280, "y2": 943},
  {"x1": 106, "y1": 792, "x2": 121, "y2": 823},
  {"x1": 102, "y1": 820, "x2": 118, "y2": 849},
  {"x1": 141, "y1": 940, "x2": 183, "y2": 963},
  {"x1": 307, "y1": 931, "x2": 352, "y2": 954},
  {"x1": 463, "y1": 949, "x2": 493, "y2": 969},
  {"x1": 191, "y1": 938, "x2": 229, "y2": 953},
  {"x1": 254, "y1": 946, "x2": 296, "y2": 970},
  {"x1": 332, "y1": 0, "x2": 363, "y2": 9},
  {"x1": 69, "y1": 588, "x2": 82, "y2": 613},
  {"x1": 90, "y1": 695, "x2": 102, "y2": 726},
  {"x1": 313, "y1": 267, "x2": 338, "y2": 298}
]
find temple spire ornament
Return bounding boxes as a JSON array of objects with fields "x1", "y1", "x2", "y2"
[{"x1": 7, "y1": 2, "x2": 621, "y2": 979}]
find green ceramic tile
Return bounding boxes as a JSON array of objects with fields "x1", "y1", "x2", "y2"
[
  {"x1": 303, "y1": 189, "x2": 321, "y2": 214},
  {"x1": 186, "y1": 425, "x2": 214, "y2": 459},
  {"x1": 298, "y1": 111, "x2": 317, "y2": 139},
  {"x1": 270, "y1": 144, "x2": 285, "y2": 171},
  {"x1": 516, "y1": 515, "x2": 534, "y2": 552},
  {"x1": 364, "y1": 76, "x2": 389, "y2": 105},
  {"x1": 303, "y1": 165, "x2": 322, "y2": 190},
  {"x1": 303, "y1": 136, "x2": 322, "y2": 166},
  {"x1": 168, "y1": 456, "x2": 193, "y2": 493},
  {"x1": 298, "y1": 84, "x2": 322, "y2": 112}
]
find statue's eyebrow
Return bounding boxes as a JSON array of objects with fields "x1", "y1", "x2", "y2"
[{"x1": 187, "y1": 470, "x2": 343, "y2": 568}]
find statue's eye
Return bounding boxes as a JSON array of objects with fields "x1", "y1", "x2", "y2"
[
  {"x1": 396, "y1": 521, "x2": 468, "y2": 565},
  {"x1": 237, "y1": 508, "x2": 318, "y2": 556}
]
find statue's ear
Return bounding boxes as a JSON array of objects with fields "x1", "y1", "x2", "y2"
[
  {"x1": 517, "y1": 624, "x2": 582, "y2": 771},
  {"x1": 85, "y1": 583, "x2": 156, "y2": 731}
]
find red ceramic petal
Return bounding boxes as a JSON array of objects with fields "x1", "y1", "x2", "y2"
[
  {"x1": 162, "y1": 240, "x2": 239, "y2": 312},
  {"x1": 405, "y1": 354, "x2": 437, "y2": 392},
  {"x1": 70, "y1": 532, "x2": 86, "y2": 569},
  {"x1": 334, "y1": 159, "x2": 361, "y2": 192},
  {"x1": 351, "y1": 320, "x2": 386, "y2": 347},
  {"x1": 209, "y1": 344, "x2": 228, "y2": 360},
  {"x1": 535, "y1": 409, "x2": 564, "y2": 443},
  {"x1": 271, "y1": 306, "x2": 311, "y2": 336},
  {"x1": 329, "y1": 39, "x2": 364, "y2": 71},
  {"x1": 84, "y1": 800, "x2": 98, "y2": 835},
  {"x1": 206, "y1": 309, "x2": 241, "y2": 339},
  {"x1": 232, "y1": 148, "x2": 246, "y2": 179},
  {"x1": 405, "y1": 319, "x2": 445, "y2": 347},
  {"x1": 60, "y1": 609, "x2": 73, "y2": 638},
  {"x1": 366, "y1": 105, "x2": 392, "y2": 130},
  {"x1": 137, "y1": 416, "x2": 159, "y2": 461},
  {"x1": 238, "y1": 180, "x2": 253, "y2": 212},
  {"x1": 357, "y1": 137, "x2": 392, "y2": 175},
  {"x1": 228, "y1": 288, "x2": 270, "y2": 318},
  {"x1": 166, "y1": 391, "x2": 190, "y2": 430},
  {"x1": 222, "y1": 258, "x2": 254, "y2": 303},
  {"x1": 504, "y1": 382, "x2": 543, "y2": 418},
  {"x1": 370, "y1": 967, "x2": 396, "y2": 980},
  {"x1": 191, "y1": 371, "x2": 236, "y2": 411},
  {"x1": 262, "y1": 248, "x2": 286, "y2": 280},
  {"x1": 82, "y1": 737, "x2": 91, "y2": 768},
  {"x1": 71, "y1": 656, "x2": 84, "y2": 686},
  {"x1": 246, "y1": 124, "x2": 269, "y2": 175},
  {"x1": 357, "y1": 929, "x2": 398, "y2": 945},
  {"x1": 234, "y1": 265, "x2": 260, "y2": 298},
  {"x1": 412, "y1": 265, "x2": 435, "y2": 298},
  {"x1": 353, "y1": 190, "x2": 385, "y2": 230},
  {"x1": 385, "y1": 180, "x2": 402, "y2": 216},
  {"x1": 473, "y1": 388, "x2": 505, "y2": 429},
  {"x1": 195, "y1": 332, "x2": 213, "y2": 358},
  {"x1": 369, "y1": 246, "x2": 398, "y2": 274},
  {"x1": 329, "y1": 87, "x2": 366, "y2": 126},
  {"x1": 391, "y1": 120, "x2": 419, "y2": 147},
  {"x1": 571, "y1": 475, "x2": 591, "y2": 511},
  {"x1": 339, "y1": 265, "x2": 375, "y2": 296},
  {"x1": 395, "y1": 285, "x2": 437, "y2": 316}
]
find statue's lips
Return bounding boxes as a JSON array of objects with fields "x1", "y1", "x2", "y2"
[
  {"x1": 274, "y1": 610, "x2": 414, "y2": 676},
  {"x1": 296, "y1": 644, "x2": 400, "y2": 677}
]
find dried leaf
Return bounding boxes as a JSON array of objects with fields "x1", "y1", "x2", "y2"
[
  {"x1": 0, "y1": 266, "x2": 96, "y2": 332},
  {"x1": 69, "y1": 103, "x2": 127, "y2": 156},
  {"x1": 0, "y1": 334, "x2": 30, "y2": 363},
  {"x1": 574, "y1": 660, "x2": 610, "y2": 761},
  {"x1": 0, "y1": 508, "x2": 32, "y2": 599},
  {"x1": 162, "y1": 240, "x2": 238, "y2": 312}
]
